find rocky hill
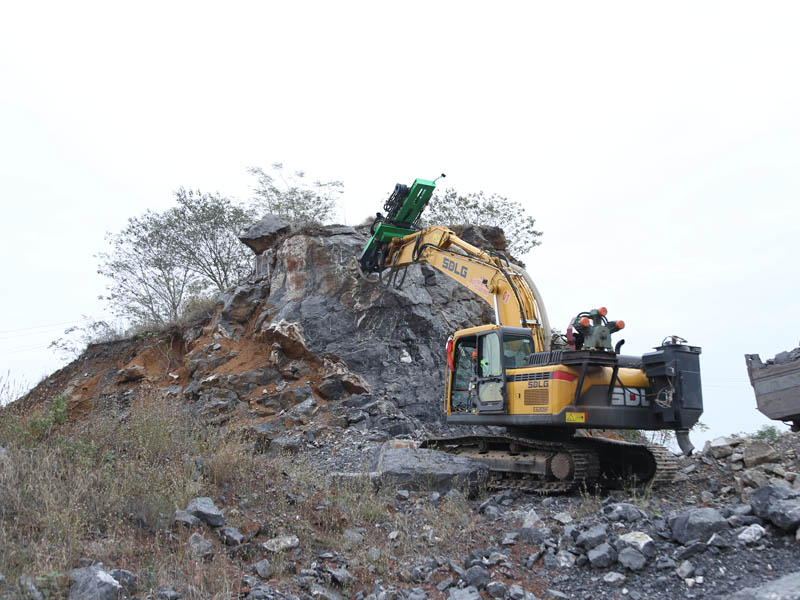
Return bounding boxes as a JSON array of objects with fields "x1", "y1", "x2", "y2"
[{"x1": 1, "y1": 218, "x2": 799, "y2": 600}]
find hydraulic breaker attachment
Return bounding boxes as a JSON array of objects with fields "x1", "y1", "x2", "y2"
[{"x1": 358, "y1": 176, "x2": 441, "y2": 273}]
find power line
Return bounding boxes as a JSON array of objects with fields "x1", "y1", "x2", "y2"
[
  {"x1": 0, "y1": 327, "x2": 78, "y2": 342},
  {"x1": 0, "y1": 319, "x2": 82, "y2": 336},
  {"x1": 0, "y1": 344, "x2": 54, "y2": 354}
]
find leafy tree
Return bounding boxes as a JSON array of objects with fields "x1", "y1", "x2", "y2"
[
  {"x1": 423, "y1": 188, "x2": 542, "y2": 256},
  {"x1": 248, "y1": 163, "x2": 343, "y2": 225},
  {"x1": 164, "y1": 189, "x2": 254, "y2": 291},
  {"x1": 98, "y1": 190, "x2": 255, "y2": 326},
  {"x1": 98, "y1": 210, "x2": 199, "y2": 325}
]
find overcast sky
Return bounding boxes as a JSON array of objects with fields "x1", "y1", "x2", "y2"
[{"x1": 1, "y1": 1, "x2": 797, "y2": 446}]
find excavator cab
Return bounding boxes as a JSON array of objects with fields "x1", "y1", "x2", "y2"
[{"x1": 446, "y1": 325, "x2": 536, "y2": 415}]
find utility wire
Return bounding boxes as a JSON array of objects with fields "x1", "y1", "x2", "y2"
[{"x1": 0, "y1": 319, "x2": 82, "y2": 336}]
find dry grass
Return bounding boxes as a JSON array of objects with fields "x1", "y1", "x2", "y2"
[
  {"x1": 0, "y1": 389, "x2": 257, "y2": 597},
  {"x1": 0, "y1": 387, "x2": 489, "y2": 597},
  {"x1": 0, "y1": 370, "x2": 29, "y2": 407}
]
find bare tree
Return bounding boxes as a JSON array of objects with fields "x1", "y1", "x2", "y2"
[
  {"x1": 98, "y1": 190, "x2": 254, "y2": 326},
  {"x1": 248, "y1": 163, "x2": 343, "y2": 225},
  {"x1": 164, "y1": 188, "x2": 254, "y2": 291}
]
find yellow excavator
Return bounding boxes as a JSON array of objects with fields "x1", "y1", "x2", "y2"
[{"x1": 356, "y1": 176, "x2": 703, "y2": 493}]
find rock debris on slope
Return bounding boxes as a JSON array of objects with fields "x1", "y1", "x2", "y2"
[{"x1": 3, "y1": 216, "x2": 800, "y2": 599}]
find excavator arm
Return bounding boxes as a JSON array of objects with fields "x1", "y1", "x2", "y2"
[{"x1": 379, "y1": 226, "x2": 551, "y2": 352}]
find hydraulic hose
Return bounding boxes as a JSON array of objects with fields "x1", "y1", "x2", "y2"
[{"x1": 516, "y1": 265, "x2": 552, "y2": 351}]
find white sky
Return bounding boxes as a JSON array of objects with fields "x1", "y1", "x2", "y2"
[{"x1": 1, "y1": 1, "x2": 798, "y2": 446}]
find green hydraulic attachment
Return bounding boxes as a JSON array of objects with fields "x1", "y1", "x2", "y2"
[{"x1": 358, "y1": 177, "x2": 440, "y2": 273}]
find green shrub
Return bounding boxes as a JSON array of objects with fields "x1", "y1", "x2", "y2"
[
  {"x1": 24, "y1": 394, "x2": 68, "y2": 440},
  {"x1": 752, "y1": 424, "x2": 780, "y2": 441}
]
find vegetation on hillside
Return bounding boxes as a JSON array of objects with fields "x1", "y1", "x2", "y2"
[{"x1": 0, "y1": 390, "x2": 478, "y2": 598}]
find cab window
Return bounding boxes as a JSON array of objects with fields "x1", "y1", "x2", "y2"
[
  {"x1": 503, "y1": 334, "x2": 533, "y2": 368},
  {"x1": 480, "y1": 333, "x2": 503, "y2": 377},
  {"x1": 451, "y1": 336, "x2": 477, "y2": 411}
]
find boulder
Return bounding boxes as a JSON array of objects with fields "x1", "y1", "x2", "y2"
[
  {"x1": 108, "y1": 570, "x2": 137, "y2": 596},
  {"x1": 269, "y1": 436, "x2": 302, "y2": 454},
  {"x1": 738, "y1": 523, "x2": 766, "y2": 544},
  {"x1": 464, "y1": 565, "x2": 490, "y2": 589},
  {"x1": 219, "y1": 283, "x2": 268, "y2": 324},
  {"x1": 311, "y1": 583, "x2": 345, "y2": 600},
  {"x1": 68, "y1": 565, "x2": 122, "y2": 600},
  {"x1": 707, "y1": 437, "x2": 736, "y2": 459},
  {"x1": 486, "y1": 581, "x2": 507, "y2": 599},
  {"x1": 254, "y1": 559, "x2": 274, "y2": 579},
  {"x1": 750, "y1": 484, "x2": 800, "y2": 531},
  {"x1": 671, "y1": 507, "x2": 728, "y2": 544},
  {"x1": 604, "y1": 502, "x2": 647, "y2": 522},
  {"x1": 174, "y1": 510, "x2": 201, "y2": 528},
  {"x1": 617, "y1": 547, "x2": 647, "y2": 571},
  {"x1": 448, "y1": 225, "x2": 508, "y2": 253},
  {"x1": 186, "y1": 497, "x2": 225, "y2": 527},
  {"x1": 342, "y1": 528, "x2": 365, "y2": 549},
  {"x1": 743, "y1": 441, "x2": 779, "y2": 468},
  {"x1": 326, "y1": 565, "x2": 354, "y2": 587},
  {"x1": 188, "y1": 533, "x2": 214, "y2": 560},
  {"x1": 618, "y1": 531, "x2": 656, "y2": 557},
  {"x1": 602, "y1": 572, "x2": 626, "y2": 586},
  {"x1": 723, "y1": 571, "x2": 800, "y2": 600},
  {"x1": 448, "y1": 587, "x2": 481, "y2": 600},
  {"x1": 375, "y1": 446, "x2": 489, "y2": 495},
  {"x1": 742, "y1": 469, "x2": 770, "y2": 489},
  {"x1": 239, "y1": 214, "x2": 293, "y2": 254},
  {"x1": 116, "y1": 364, "x2": 146, "y2": 384},
  {"x1": 263, "y1": 534, "x2": 299, "y2": 552},
  {"x1": 576, "y1": 524, "x2": 608, "y2": 550},
  {"x1": 555, "y1": 550, "x2": 576, "y2": 568},
  {"x1": 246, "y1": 422, "x2": 282, "y2": 453},
  {"x1": 18, "y1": 575, "x2": 44, "y2": 600},
  {"x1": 588, "y1": 543, "x2": 617, "y2": 568},
  {"x1": 219, "y1": 526, "x2": 245, "y2": 546},
  {"x1": 676, "y1": 560, "x2": 695, "y2": 579}
]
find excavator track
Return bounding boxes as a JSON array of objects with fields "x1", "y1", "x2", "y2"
[{"x1": 420, "y1": 434, "x2": 676, "y2": 495}]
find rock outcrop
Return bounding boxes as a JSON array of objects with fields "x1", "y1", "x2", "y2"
[{"x1": 231, "y1": 221, "x2": 488, "y2": 422}]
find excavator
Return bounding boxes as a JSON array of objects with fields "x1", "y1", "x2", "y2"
[{"x1": 355, "y1": 176, "x2": 703, "y2": 493}]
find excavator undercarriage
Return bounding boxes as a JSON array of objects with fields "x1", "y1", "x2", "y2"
[{"x1": 421, "y1": 433, "x2": 677, "y2": 494}]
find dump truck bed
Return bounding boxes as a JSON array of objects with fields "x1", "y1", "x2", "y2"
[{"x1": 745, "y1": 352, "x2": 800, "y2": 430}]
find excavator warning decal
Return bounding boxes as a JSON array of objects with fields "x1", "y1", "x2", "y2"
[
  {"x1": 501, "y1": 291, "x2": 511, "y2": 304},
  {"x1": 565, "y1": 412, "x2": 587, "y2": 423},
  {"x1": 468, "y1": 278, "x2": 491, "y2": 295}
]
